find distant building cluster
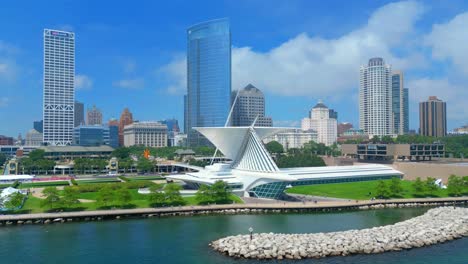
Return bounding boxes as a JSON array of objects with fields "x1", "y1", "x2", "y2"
[{"x1": 0, "y1": 23, "x2": 459, "y2": 159}]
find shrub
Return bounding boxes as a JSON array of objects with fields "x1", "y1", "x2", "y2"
[{"x1": 70, "y1": 178, "x2": 78, "y2": 186}]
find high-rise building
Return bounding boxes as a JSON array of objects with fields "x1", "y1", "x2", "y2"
[
  {"x1": 328, "y1": 109, "x2": 338, "y2": 120},
  {"x1": 359, "y1": 58, "x2": 393, "y2": 137},
  {"x1": 118, "y1": 108, "x2": 133, "y2": 146},
  {"x1": 87, "y1": 105, "x2": 103, "y2": 125},
  {"x1": 183, "y1": 95, "x2": 188, "y2": 134},
  {"x1": 391, "y1": 71, "x2": 405, "y2": 135},
  {"x1": 123, "y1": 122, "x2": 168, "y2": 147},
  {"x1": 403, "y1": 88, "x2": 409, "y2": 134},
  {"x1": 159, "y1": 118, "x2": 181, "y2": 146},
  {"x1": 301, "y1": 101, "x2": 337, "y2": 146},
  {"x1": 186, "y1": 18, "x2": 231, "y2": 146},
  {"x1": 25, "y1": 129, "x2": 43, "y2": 146},
  {"x1": 43, "y1": 29, "x2": 75, "y2": 146},
  {"x1": 419, "y1": 96, "x2": 447, "y2": 137},
  {"x1": 108, "y1": 118, "x2": 119, "y2": 127},
  {"x1": 33, "y1": 120, "x2": 43, "y2": 133},
  {"x1": 232, "y1": 84, "x2": 273, "y2": 127},
  {"x1": 74, "y1": 101, "x2": 85, "y2": 127}
]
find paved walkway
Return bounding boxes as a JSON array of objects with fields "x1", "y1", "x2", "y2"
[{"x1": 0, "y1": 197, "x2": 467, "y2": 222}]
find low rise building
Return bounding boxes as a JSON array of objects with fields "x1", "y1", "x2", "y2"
[
  {"x1": 39, "y1": 145, "x2": 114, "y2": 161},
  {"x1": 73, "y1": 125, "x2": 118, "y2": 148},
  {"x1": 263, "y1": 129, "x2": 317, "y2": 150},
  {"x1": 342, "y1": 143, "x2": 445, "y2": 161},
  {"x1": 123, "y1": 122, "x2": 168, "y2": 147},
  {"x1": 0, "y1": 135, "x2": 14, "y2": 146}
]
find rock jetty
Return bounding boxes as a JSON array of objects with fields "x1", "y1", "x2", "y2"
[{"x1": 211, "y1": 207, "x2": 468, "y2": 260}]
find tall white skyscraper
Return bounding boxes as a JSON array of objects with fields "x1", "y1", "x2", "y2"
[
  {"x1": 359, "y1": 58, "x2": 393, "y2": 137},
  {"x1": 301, "y1": 101, "x2": 337, "y2": 146},
  {"x1": 43, "y1": 29, "x2": 75, "y2": 146}
]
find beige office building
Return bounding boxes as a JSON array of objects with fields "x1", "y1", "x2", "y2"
[{"x1": 123, "y1": 122, "x2": 168, "y2": 147}]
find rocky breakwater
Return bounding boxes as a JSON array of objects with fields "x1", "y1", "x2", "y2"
[{"x1": 211, "y1": 207, "x2": 468, "y2": 260}]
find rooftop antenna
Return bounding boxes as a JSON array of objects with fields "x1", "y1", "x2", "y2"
[{"x1": 210, "y1": 89, "x2": 241, "y2": 165}]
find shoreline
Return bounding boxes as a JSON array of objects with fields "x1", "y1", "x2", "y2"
[
  {"x1": 211, "y1": 207, "x2": 468, "y2": 260},
  {"x1": 1, "y1": 197, "x2": 467, "y2": 226}
]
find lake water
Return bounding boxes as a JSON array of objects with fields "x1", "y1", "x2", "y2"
[{"x1": 0, "y1": 207, "x2": 467, "y2": 264}]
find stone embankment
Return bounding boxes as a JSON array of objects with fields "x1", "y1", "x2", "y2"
[
  {"x1": 211, "y1": 207, "x2": 468, "y2": 260},
  {"x1": 1, "y1": 197, "x2": 467, "y2": 226}
]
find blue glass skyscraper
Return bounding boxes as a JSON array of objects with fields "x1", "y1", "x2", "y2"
[{"x1": 186, "y1": 18, "x2": 231, "y2": 146}]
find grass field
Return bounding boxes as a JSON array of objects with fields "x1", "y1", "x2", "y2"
[
  {"x1": 15, "y1": 189, "x2": 243, "y2": 214},
  {"x1": 127, "y1": 176, "x2": 165, "y2": 181},
  {"x1": 76, "y1": 178, "x2": 121, "y2": 185},
  {"x1": 18, "y1": 181, "x2": 70, "y2": 189},
  {"x1": 285, "y1": 180, "x2": 457, "y2": 200}
]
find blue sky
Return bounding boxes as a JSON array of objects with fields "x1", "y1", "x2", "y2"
[{"x1": 1, "y1": 0, "x2": 468, "y2": 137}]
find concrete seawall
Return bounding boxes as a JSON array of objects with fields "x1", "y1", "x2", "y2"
[
  {"x1": 1, "y1": 197, "x2": 467, "y2": 226},
  {"x1": 211, "y1": 207, "x2": 468, "y2": 260}
]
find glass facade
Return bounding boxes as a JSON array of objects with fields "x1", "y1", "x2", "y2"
[
  {"x1": 392, "y1": 73, "x2": 401, "y2": 134},
  {"x1": 186, "y1": 18, "x2": 231, "y2": 146},
  {"x1": 403, "y1": 88, "x2": 409, "y2": 134},
  {"x1": 43, "y1": 29, "x2": 75, "y2": 146},
  {"x1": 249, "y1": 175, "x2": 400, "y2": 199},
  {"x1": 73, "y1": 125, "x2": 118, "y2": 147}
]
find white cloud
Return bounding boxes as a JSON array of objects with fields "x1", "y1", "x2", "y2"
[
  {"x1": 113, "y1": 78, "x2": 145, "y2": 89},
  {"x1": 160, "y1": 1, "x2": 426, "y2": 97},
  {"x1": 425, "y1": 12, "x2": 468, "y2": 75},
  {"x1": 0, "y1": 97, "x2": 9, "y2": 107},
  {"x1": 407, "y1": 78, "x2": 467, "y2": 121},
  {"x1": 158, "y1": 56, "x2": 186, "y2": 95},
  {"x1": 75, "y1": 74, "x2": 93, "y2": 90}
]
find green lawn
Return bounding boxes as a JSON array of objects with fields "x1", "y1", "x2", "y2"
[
  {"x1": 286, "y1": 180, "x2": 457, "y2": 200},
  {"x1": 76, "y1": 178, "x2": 121, "y2": 185},
  {"x1": 184, "y1": 194, "x2": 244, "y2": 205},
  {"x1": 18, "y1": 181, "x2": 70, "y2": 189},
  {"x1": 127, "y1": 176, "x2": 165, "y2": 181},
  {"x1": 16, "y1": 190, "x2": 243, "y2": 214}
]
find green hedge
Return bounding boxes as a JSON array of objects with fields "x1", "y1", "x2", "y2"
[{"x1": 74, "y1": 180, "x2": 157, "y2": 193}]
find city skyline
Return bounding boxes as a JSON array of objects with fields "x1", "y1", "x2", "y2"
[{"x1": 1, "y1": 1, "x2": 468, "y2": 137}]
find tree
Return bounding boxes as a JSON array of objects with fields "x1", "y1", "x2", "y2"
[
  {"x1": 115, "y1": 187, "x2": 132, "y2": 205},
  {"x1": 370, "y1": 135, "x2": 380, "y2": 144},
  {"x1": 164, "y1": 183, "x2": 184, "y2": 205},
  {"x1": 96, "y1": 186, "x2": 114, "y2": 207},
  {"x1": 148, "y1": 185, "x2": 167, "y2": 206},
  {"x1": 389, "y1": 177, "x2": 403, "y2": 197},
  {"x1": 137, "y1": 158, "x2": 154, "y2": 173},
  {"x1": 211, "y1": 180, "x2": 230, "y2": 202},
  {"x1": 62, "y1": 186, "x2": 80, "y2": 207},
  {"x1": 112, "y1": 147, "x2": 132, "y2": 160},
  {"x1": 195, "y1": 184, "x2": 212, "y2": 204},
  {"x1": 425, "y1": 177, "x2": 438, "y2": 195},
  {"x1": 41, "y1": 187, "x2": 62, "y2": 209},
  {"x1": 0, "y1": 153, "x2": 6, "y2": 167},
  {"x1": 447, "y1": 175, "x2": 463, "y2": 196},
  {"x1": 3, "y1": 192, "x2": 25, "y2": 210},
  {"x1": 413, "y1": 177, "x2": 425, "y2": 195},
  {"x1": 265, "y1": 141, "x2": 284, "y2": 154},
  {"x1": 29, "y1": 149, "x2": 46, "y2": 161},
  {"x1": 375, "y1": 180, "x2": 390, "y2": 199}
]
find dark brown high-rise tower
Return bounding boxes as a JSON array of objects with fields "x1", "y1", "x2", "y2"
[
  {"x1": 118, "y1": 108, "x2": 133, "y2": 146},
  {"x1": 419, "y1": 96, "x2": 446, "y2": 137}
]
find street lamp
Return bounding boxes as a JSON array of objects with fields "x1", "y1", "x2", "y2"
[{"x1": 248, "y1": 227, "x2": 253, "y2": 240}]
